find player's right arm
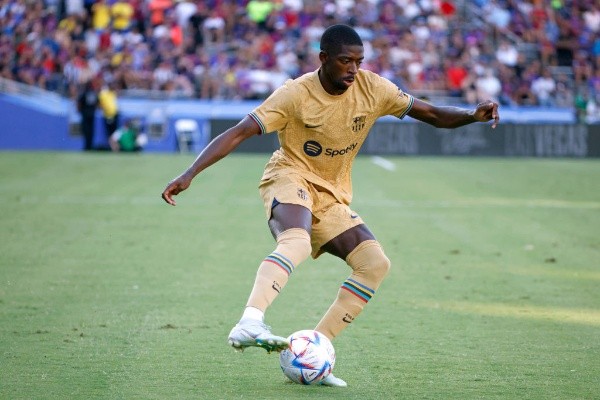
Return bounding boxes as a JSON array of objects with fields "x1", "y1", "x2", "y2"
[{"x1": 161, "y1": 116, "x2": 261, "y2": 206}]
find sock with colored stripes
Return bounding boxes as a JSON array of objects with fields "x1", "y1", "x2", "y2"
[
  {"x1": 245, "y1": 228, "x2": 311, "y2": 312},
  {"x1": 315, "y1": 241, "x2": 390, "y2": 339}
]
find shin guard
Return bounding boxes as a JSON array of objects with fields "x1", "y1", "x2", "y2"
[
  {"x1": 315, "y1": 240, "x2": 390, "y2": 339},
  {"x1": 246, "y1": 228, "x2": 311, "y2": 311}
]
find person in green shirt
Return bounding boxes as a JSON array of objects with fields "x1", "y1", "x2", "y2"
[
  {"x1": 109, "y1": 119, "x2": 147, "y2": 152},
  {"x1": 246, "y1": 0, "x2": 276, "y2": 30}
]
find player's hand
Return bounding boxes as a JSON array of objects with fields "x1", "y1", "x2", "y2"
[
  {"x1": 474, "y1": 100, "x2": 500, "y2": 129},
  {"x1": 161, "y1": 174, "x2": 192, "y2": 206}
]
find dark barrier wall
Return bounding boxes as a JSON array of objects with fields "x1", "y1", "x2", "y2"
[
  {"x1": 211, "y1": 119, "x2": 600, "y2": 158},
  {"x1": 365, "y1": 122, "x2": 597, "y2": 157}
]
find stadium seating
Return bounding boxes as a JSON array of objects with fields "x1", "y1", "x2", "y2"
[{"x1": 0, "y1": 0, "x2": 598, "y2": 120}]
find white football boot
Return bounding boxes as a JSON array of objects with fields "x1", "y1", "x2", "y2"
[
  {"x1": 321, "y1": 374, "x2": 348, "y2": 387},
  {"x1": 227, "y1": 318, "x2": 289, "y2": 353}
]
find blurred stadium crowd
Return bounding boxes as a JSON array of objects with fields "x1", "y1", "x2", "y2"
[{"x1": 1, "y1": 0, "x2": 600, "y2": 116}]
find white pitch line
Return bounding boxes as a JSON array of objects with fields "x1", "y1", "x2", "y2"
[{"x1": 371, "y1": 156, "x2": 396, "y2": 171}]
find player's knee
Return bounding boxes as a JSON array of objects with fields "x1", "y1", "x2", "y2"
[
  {"x1": 346, "y1": 241, "x2": 391, "y2": 284},
  {"x1": 275, "y1": 228, "x2": 312, "y2": 266},
  {"x1": 366, "y1": 249, "x2": 391, "y2": 282}
]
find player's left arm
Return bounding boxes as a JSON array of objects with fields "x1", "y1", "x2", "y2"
[{"x1": 407, "y1": 98, "x2": 500, "y2": 129}]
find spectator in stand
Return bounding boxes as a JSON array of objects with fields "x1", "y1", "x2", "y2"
[
  {"x1": 83, "y1": 0, "x2": 96, "y2": 19},
  {"x1": 406, "y1": 52, "x2": 425, "y2": 90},
  {"x1": 583, "y1": 5, "x2": 600, "y2": 34},
  {"x1": 445, "y1": 57, "x2": 468, "y2": 98},
  {"x1": 484, "y1": 0, "x2": 512, "y2": 37},
  {"x1": 62, "y1": 1, "x2": 82, "y2": 16},
  {"x1": 589, "y1": 67, "x2": 600, "y2": 99},
  {"x1": 554, "y1": 9, "x2": 579, "y2": 67},
  {"x1": 475, "y1": 68, "x2": 501, "y2": 103},
  {"x1": 494, "y1": 63, "x2": 518, "y2": 106},
  {"x1": 400, "y1": 0, "x2": 424, "y2": 22},
  {"x1": 111, "y1": 0, "x2": 134, "y2": 33},
  {"x1": 0, "y1": 32, "x2": 12, "y2": 69},
  {"x1": 537, "y1": 6, "x2": 560, "y2": 67},
  {"x1": 411, "y1": 17, "x2": 431, "y2": 48},
  {"x1": 196, "y1": 51, "x2": 219, "y2": 99},
  {"x1": 128, "y1": 42, "x2": 154, "y2": 89},
  {"x1": 513, "y1": 79, "x2": 537, "y2": 106},
  {"x1": 153, "y1": 59, "x2": 175, "y2": 90},
  {"x1": 149, "y1": 0, "x2": 173, "y2": 28},
  {"x1": 573, "y1": 49, "x2": 593, "y2": 88},
  {"x1": 247, "y1": 0, "x2": 277, "y2": 31},
  {"x1": 554, "y1": 74, "x2": 575, "y2": 108},
  {"x1": 203, "y1": 9, "x2": 226, "y2": 46},
  {"x1": 58, "y1": 13, "x2": 78, "y2": 34},
  {"x1": 275, "y1": 36, "x2": 300, "y2": 77},
  {"x1": 378, "y1": 1, "x2": 400, "y2": 33},
  {"x1": 174, "y1": 0, "x2": 197, "y2": 31},
  {"x1": 531, "y1": 69, "x2": 557, "y2": 107},
  {"x1": 591, "y1": 32, "x2": 600, "y2": 67},
  {"x1": 167, "y1": 13, "x2": 184, "y2": 48},
  {"x1": 63, "y1": 46, "x2": 95, "y2": 97},
  {"x1": 495, "y1": 39, "x2": 518, "y2": 67},
  {"x1": 189, "y1": 2, "x2": 208, "y2": 48},
  {"x1": 92, "y1": 0, "x2": 111, "y2": 31},
  {"x1": 352, "y1": 0, "x2": 378, "y2": 26},
  {"x1": 520, "y1": 58, "x2": 542, "y2": 87}
]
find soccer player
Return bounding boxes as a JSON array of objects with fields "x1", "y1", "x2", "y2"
[{"x1": 161, "y1": 24, "x2": 500, "y2": 387}]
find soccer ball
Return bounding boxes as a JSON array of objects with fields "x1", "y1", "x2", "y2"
[{"x1": 279, "y1": 329, "x2": 336, "y2": 385}]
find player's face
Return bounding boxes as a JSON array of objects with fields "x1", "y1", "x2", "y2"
[{"x1": 319, "y1": 44, "x2": 364, "y2": 95}]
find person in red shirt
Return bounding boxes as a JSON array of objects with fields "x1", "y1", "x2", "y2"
[
  {"x1": 446, "y1": 57, "x2": 468, "y2": 98},
  {"x1": 148, "y1": 0, "x2": 173, "y2": 27}
]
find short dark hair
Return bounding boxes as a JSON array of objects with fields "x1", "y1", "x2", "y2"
[{"x1": 320, "y1": 24, "x2": 363, "y2": 56}]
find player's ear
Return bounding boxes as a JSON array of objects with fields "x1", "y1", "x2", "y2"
[{"x1": 319, "y1": 50, "x2": 328, "y2": 64}]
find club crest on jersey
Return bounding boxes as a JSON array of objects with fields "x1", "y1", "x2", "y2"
[
  {"x1": 352, "y1": 116, "x2": 366, "y2": 132},
  {"x1": 297, "y1": 188, "x2": 308, "y2": 201}
]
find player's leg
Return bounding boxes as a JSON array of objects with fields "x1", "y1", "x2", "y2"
[
  {"x1": 305, "y1": 199, "x2": 389, "y2": 387},
  {"x1": 228, "y1": 201, "x2": 313, "y2": 352},
  {"x1": 245, "y1": 203, "x2": 312, "y2": 313},
  {"x1": 316, "y1": 224, "x2": 390, "y2": 387},
  {"x1": 315, "y1": 223, "x2": 390, "y2": 340}
]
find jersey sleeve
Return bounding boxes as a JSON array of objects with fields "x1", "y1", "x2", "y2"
[
  {"x1": 248, "y1": 82, "x2": 294, "y2": 135},
  {"x1": 377, "y1": 75, "x2": 415, "y2": 119}
]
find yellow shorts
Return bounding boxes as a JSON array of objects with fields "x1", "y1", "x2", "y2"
[{"x1": 259, "y1": 172, "x2": 365, "y2": 258}]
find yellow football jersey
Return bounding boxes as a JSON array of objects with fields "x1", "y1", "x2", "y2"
[{"x1": 249, "y1": 69, "x2": 414, "y2": 205}]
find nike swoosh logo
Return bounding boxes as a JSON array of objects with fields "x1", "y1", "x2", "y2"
[
  {"x1": 350, "y1": 214, "x2": 359, "y2": 219},
  {"x1": 342, "y1": 317, "x2": 353, "y2": 323},
  {"x1": 272, "y1": 281, "x2": 281, "y2": 293},
  {"x1": 304, "y1": 124, "x2": 323, "y2": 128}
]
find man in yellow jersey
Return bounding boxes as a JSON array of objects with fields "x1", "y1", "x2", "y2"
[
  {"x1": 162, "y1": 24, "x2": 499, "y2": 387},
  {"x1": 98, "y1": 81, "x2": 120, "y2": 144},
  {"x1": 111, "y1": 0, "x2": 134, "y2": 32},
  {"x1": 91, "y1": 0, "x2": 111, "y2": 31}
]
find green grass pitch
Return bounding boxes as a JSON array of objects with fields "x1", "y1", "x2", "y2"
[{"x1": 0, "y1": 151, "x2": 598, "y2": 399}]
